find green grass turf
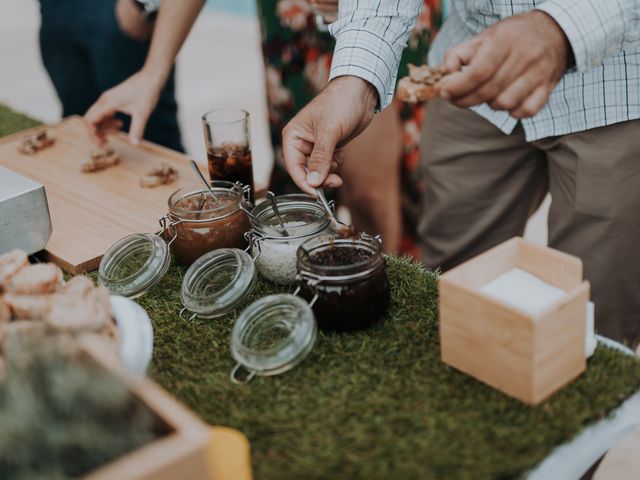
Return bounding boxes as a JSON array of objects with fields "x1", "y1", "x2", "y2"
[
  {"x1": 138, "y1": 258, "x2": 640, "y2": 480},
  {"x1": 0, "y1": 105, "x2": 40, "y2": 137},
  {"x1": 3, "y1": 106, "x2": 640, "y2": 479}
]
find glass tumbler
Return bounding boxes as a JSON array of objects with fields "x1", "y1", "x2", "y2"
[{"x1": 202, "y1": 108, "x2": 254, "y2": 196}]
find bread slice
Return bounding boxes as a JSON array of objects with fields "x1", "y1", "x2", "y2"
[
  {"x1": 7, "y1": 264, "x2": 63, "y2": 295},
  {"x1": 396, "y1": 64, "x2": 449, "y2": 104},
  {"x1": 82, "y1": 148, "x2": 120, "y2": 173},
  {"x1": 0, "y1": 250, "x2": 29, "y2": 292},
  {"x1": 139, "y1": 163, "x2": 179, "y2": 188}
]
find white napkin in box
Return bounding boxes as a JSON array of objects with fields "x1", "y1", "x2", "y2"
[{"x1": 480, "y1": 269, "x2": 597, "y2": 358}]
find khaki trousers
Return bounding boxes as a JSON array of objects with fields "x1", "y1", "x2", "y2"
[{"x1": 419, "y1": 99, "x2": 640, "y2": 347}]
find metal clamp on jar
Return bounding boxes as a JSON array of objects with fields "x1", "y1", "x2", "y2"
[
  {"x1": 98, "y1": 181, "x2": 252, "y2": 303},
  {"x1": 246, "y1": 193, "x2": 332, "y2": 285},
  {"x1": 296, "y1": 233, "x2": 391, "y2": 332}
]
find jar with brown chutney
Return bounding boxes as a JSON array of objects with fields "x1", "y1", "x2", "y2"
[
  {"x1": 296, "y1": 234, "x2": 390, "y2": 331},
  {"x1": 167, "y1": 181, "x2": 250, "y2": 265}
]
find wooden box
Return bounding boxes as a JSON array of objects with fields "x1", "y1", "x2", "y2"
[
  {"x1": 80, "y1": 336, "x2": 252, "y2": 480},
  {"x1": 439, "y1": 237, "x2": 590, "y2": 405}
]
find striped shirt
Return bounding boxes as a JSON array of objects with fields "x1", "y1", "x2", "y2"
[{"x1": 329, "y1": 0, "x2": 640, "y2": 141}]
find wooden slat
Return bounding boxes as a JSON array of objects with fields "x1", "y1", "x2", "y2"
[{"x1": 0, "y1": 116, "x2": 195, "y2": 273}]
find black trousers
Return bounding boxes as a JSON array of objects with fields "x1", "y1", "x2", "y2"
[{"x1": 38, "y1": 0, "x2": 184, "y2": 152}]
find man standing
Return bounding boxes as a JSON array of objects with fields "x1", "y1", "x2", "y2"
[{"x1": 282, "y1": 0, "x2": 640, "y2": 346}]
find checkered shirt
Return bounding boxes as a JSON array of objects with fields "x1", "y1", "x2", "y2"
[{"x1": 329, "y1": 0, "x2": 640, "y2": 140}]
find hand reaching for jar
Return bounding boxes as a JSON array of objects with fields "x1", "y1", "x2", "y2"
[{"x1": 282, "y1": 76, "x2": 378, "y2": 194}]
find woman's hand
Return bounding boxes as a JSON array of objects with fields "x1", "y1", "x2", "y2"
[{"x1": 84, "y1": 70, "x2": 163, "y2": 146}]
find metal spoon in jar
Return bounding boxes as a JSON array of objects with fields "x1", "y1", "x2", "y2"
[
  {"x1": 189, "y1": 159, "x2": 219, "y2": 201},
  {"x1": 267, "y1": 191, "x2": 289, "y2": 236},
  {"x1": 314, "y1": 187, "x2": 356, "y2": 238}
]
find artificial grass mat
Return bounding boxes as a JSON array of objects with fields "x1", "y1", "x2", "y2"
[
  {"x1": 0, "y1": 105, "x2": 40, "y2": 137},
  {"x1": 138, "y1": 257, "x2": 640, "y2": 480},
  {"x1": 3, "y1": 105, "x2": 640, "y2": 479}
]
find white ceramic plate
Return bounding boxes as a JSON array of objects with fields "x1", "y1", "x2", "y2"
[{"x1": 110, "y1": 295, "x2": 154, "y2": 376}]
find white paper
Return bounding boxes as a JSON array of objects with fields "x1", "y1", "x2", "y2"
[
  {"x1": 480, "y1": 268, "x2": 567, "y2": 315},
  {"x1": 479, "y1": 268, "x2": 596, "y2": 358}
]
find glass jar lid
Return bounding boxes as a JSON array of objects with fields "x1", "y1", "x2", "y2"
[
  {"x1": 250, "y1": 194, "x2": 330, "y2": 239},
  {"x1": 180, "y1": 248, "x2": 256, "y2": 320},
  {"x1": 230, "y1": 294, "x2": 317, "y2": 384},
  {"x1": 98, "y1": 233, "x2": 171, "y2": 299}
]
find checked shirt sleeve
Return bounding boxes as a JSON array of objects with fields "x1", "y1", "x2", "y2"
[
  {"x1": 328, "y1": 0, "x2": 422, "y2": 110},
  {"x1": 537, "y1": 0, "x2": 640, "y2": 71}
]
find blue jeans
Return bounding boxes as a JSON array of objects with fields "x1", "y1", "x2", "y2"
[{"x1": 38, "y1": 0, "x2": 184, "y2": 152}]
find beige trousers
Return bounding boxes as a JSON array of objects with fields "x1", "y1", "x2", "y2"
[{"x1": 419, "y1": 99, "x2": 640, "y2": 347}]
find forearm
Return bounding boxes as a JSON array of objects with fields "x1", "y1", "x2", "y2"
[
  {"x1": 142, "y1": 0, "x2": 205, "y2": 87},
  {"x1": 328, "y1": 0, "x2": 422, "y2": 109},
  {"x1": 536, "y1": 0, "x2": 640, "y2": 71}
]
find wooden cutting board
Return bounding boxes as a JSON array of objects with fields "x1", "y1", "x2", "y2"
[{"x1": 0, "y1": 116, "x2": 195, "y2": 273}]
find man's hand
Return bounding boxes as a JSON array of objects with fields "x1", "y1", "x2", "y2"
[
  {"x1": 84, "y1": 70, "x2": 163, "y2": 146},
  {"x1": 439, "y1": 11, "x2": 571, "y2": 119},
  {"x1": 282, "y1": 76, "x2": 378, "y2": 194}
]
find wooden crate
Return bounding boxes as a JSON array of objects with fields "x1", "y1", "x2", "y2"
[
  {"x1": 439, "y1": 237, "x2": 590, "y2": 405},
  {"x1": 80, "y1": 336, "x2": 249, "y2": 480}
]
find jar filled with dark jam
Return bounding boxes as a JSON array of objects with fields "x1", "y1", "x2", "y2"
[
  {"x1": 296, "y1": 234, "x2": 390, "y2": 331},
  {"x1": 167, "y1": 181, "x2": 250, "y2": 265}
]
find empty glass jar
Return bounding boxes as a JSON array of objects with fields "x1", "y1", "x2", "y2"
[{"x1": 230, "y1": 294, "x2": 317, "y2": 384}]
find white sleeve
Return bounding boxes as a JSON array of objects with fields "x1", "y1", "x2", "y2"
[
  {"x1": 537, "y1": 0, "x2": 640, "y2": 70},
  {"x1": 328, "y1": 0, "x2": 423, "y2": 109}
]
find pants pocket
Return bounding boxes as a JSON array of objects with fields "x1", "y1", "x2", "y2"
[{"x1": 574, "y1": 158, "x2": 614, "y2": 218}]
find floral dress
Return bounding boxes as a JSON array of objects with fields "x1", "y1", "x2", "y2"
[{"x1": 258, "y1": 0, "x2": 443, "y2": 256}]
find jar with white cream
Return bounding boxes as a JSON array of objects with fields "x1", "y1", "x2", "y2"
[{"x1": 247, "y1": 194, "x2": 331, "y2": 285}]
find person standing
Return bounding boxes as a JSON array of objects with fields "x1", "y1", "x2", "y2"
[
  {"x1": 85, "y1": 0, "x2": 443, "y2": 256},
  {"x1": 281, "y1": 0, "x2": 640, "y2": 347},
  {"x1": 261, "y1": 0, "x2": 441, "y2": 256},
  {"x1": 39, "y1": 0, "x2": 183, "y2": 151}
]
